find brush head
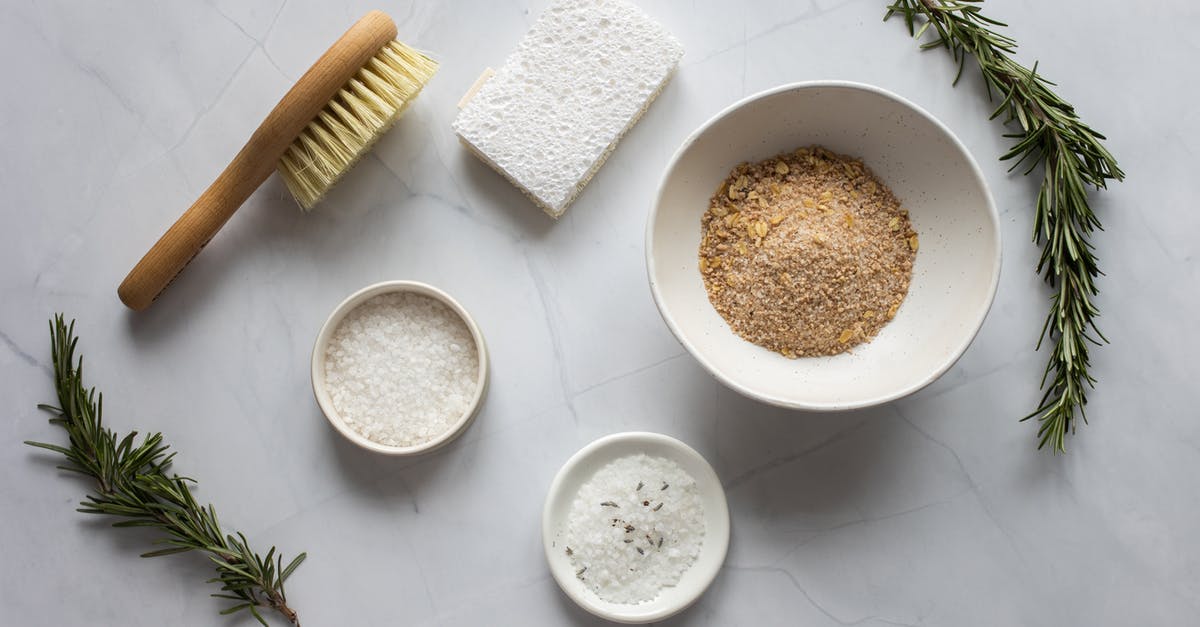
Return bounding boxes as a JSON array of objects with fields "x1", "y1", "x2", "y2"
[{"x1": 279, "y1": 40, "x2": 438, "y2": 210}]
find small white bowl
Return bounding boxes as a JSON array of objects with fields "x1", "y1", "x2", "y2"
[
  {"x1": 311, "y1": 280, "x2": 489, "y2": 456},
  {"x1": 542, "y1": 432, "x2": 730, "y2": 623},
  {"x1": 647, "y1": 81, "x2": 1001, "y2": 411}
]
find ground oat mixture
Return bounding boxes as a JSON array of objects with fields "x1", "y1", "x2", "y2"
[{"x1": 699, "y1": 146, "x2": 918, "y2": 357}]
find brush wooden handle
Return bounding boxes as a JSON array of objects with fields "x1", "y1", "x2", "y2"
[{"x1": 118, "y1": 11, "x2": 398, "y2": 311}]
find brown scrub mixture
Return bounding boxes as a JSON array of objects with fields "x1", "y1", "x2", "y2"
[{"x1": 699, "y1": 146, "x2": 918, "y2": 357}]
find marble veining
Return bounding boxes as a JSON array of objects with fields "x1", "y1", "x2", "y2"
[{"x1": 2, "y1": 1, "x2": 1197, "y2": 625}]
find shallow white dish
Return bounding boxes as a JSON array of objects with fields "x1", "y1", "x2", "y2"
[
  {"x1": 311, "y1": 280, "x2": 489, "y2": 456},
  {"x1": 542, "y1": 432, "x2": 729, "y2": 623},
  {"x1": 647, "y1": 81, "x2": 1001, "y2": 411}
]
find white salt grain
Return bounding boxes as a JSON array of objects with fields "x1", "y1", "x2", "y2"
[
  {"x1": 564, "y1": 454, "x2": 704, "y2": 604},
  {"x1": 324, "y1": 292, "x2": 479, "y2": 447}
]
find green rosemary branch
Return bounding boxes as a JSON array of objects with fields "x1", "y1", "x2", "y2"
[
  {"x1": 884, "y1": 0, "x2": 1123, "y2": 451},
  {"x1": 26, "y1": 315, "x2": 306, "y2": 625}
]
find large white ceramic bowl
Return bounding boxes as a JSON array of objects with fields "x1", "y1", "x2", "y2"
[{"x1": 647, "y1": 81, "x2": 1001, "y2": 411}]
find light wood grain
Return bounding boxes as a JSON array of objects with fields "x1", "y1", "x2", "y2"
[{"x1": 118, "y1": 10, "x2": 397, "y2": 311}]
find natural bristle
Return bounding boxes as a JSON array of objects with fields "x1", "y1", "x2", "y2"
[{"x1": 279, "y1": 40, "x2": 438, "y2": 210}]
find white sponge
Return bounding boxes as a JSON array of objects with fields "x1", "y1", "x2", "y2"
[{"x1": 452, "y1": 0, "x2": 683, "y2": 218}]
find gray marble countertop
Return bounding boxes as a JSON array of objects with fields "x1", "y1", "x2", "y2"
[{"x1": 3, "y1": 1, "x2": 1197, "y2": 625}]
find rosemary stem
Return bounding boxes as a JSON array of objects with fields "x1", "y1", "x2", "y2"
[
  {"x1": 28, "y1": 315, "x2": 306, "y2": 625},
  {"x1": 885, "y1": 0, "x2": 1123, "y2": 451}
]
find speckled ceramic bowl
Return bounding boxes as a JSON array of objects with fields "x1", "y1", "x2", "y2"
[
  {"x1": 647, "y1": 81, "x2": 1001, "y2": 411},
  {"x1": 311, "y1": 281, "x2": 489, "y2": 456}
]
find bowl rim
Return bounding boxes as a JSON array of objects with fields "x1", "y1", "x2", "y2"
[
  {"x1": 541, "y1": 431, "x2": 730, "y2": 623},
  {"x1": 645, "y1": 80, "x2": 1002, "y2": 411},
  {"x1": 310, "y1": 280, "x2": 490, "y2": 456}
]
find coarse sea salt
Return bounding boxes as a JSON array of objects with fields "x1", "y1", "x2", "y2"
[
  {"x1": 323, "y1": 292, "x2": 479, "y2": 447},
  {"x1": 564, "y1": 454, "x2": 704, "y2": 604}
]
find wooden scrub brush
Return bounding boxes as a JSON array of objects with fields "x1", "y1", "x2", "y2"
[{"x1": 118, "y1": 10, "x2": 437, "y2": 311}]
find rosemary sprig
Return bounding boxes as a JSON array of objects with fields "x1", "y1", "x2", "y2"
[
  {"x1": 26, "y1": 315, "x2": 306, "y2": 625},
  {"x1": 884, "y1": 0, "x2": 1123, "y2": 451}
]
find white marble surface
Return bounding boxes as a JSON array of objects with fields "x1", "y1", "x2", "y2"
[{"x1": 2, "y1": 1, "x2": 1197, "y2": 625}]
